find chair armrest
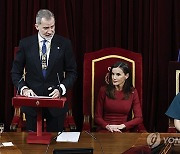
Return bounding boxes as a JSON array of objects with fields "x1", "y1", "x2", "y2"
[
  {"x1": 10, "y1": 107, "x2": 21, "y2": 131},
  {"x1": 168, "y1": 118, "x2": 177, "y2": 133},
  {"x1": 64, "y1": 110, "x2": 77, "y2": 131},
  {"x1": 10, "y1": 116, "x2": 20, "y2": 131},
  {"x1": 68, "y1": 116, "x2": 77, "y2": 131},
  {"x1": 82, "y1": 115, "x2": 91, "y2": 131},
  {"x1": 10, "y1": 107, "x2": 26, "y2": 132},
  {"x1": 168, "y1": 127, "x2": 177, "y2": 133}
]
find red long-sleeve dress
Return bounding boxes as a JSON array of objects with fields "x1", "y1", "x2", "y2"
[{"x1": 95, "y1": 86, "x2": 143, "y2": 131}]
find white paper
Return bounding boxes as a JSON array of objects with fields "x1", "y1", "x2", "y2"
[
  {"x1": 2, "y1": 142, "x2": 14, "y2": 146},
  {"x1": 28, "y1": 95, "x2": 52, "y2": 99},
  {"x1": 56, "y1": 132, "x2": 80, "y2": 142}
]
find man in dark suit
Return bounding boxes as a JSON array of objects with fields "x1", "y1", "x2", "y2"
[{"x1": 11, "y1": 9, "x2": 77, "y2": 132}]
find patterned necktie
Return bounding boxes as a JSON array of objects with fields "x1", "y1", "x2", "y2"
[{"x1": 41, "y1": 39, "x2": 47, "y2": 77}]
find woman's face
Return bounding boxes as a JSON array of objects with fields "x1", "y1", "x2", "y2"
[{"x1": 111, "y1": 67, "x2": 129, "y2": 90}]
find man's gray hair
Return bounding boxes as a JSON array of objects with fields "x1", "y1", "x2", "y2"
[{"x1": 36, "y1": 9, "x2": 55, "y2": 24}]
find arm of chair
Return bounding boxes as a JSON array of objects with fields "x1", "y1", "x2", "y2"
[
  {"x1": 10, "y1": 116, "x2": 20, "y2": 131},
  {"x1": 82, "y1": 115, "x2": 96, "y2": 132},
  {"x1": 82, "y1": 115, "x2": 91, "y2": 131},
  {"x1": 168, "y1": 118, "x2": 177, "y2": 133},
  {"x1": 64, "y1": 109, "x2": 77, "y2": 131},
  {"x1": 10, "y1": 107, "x2": 25, "y2": 132}
]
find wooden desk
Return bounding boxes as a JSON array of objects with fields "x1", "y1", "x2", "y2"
[
  {"x1": 1, "y1": 132, "x2": 180, "y2": 154},
  {"x1": 0, "y1": 132, "x2": 142, "y2": 154}
]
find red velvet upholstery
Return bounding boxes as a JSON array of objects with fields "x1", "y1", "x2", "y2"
[
  {"x1": 10, "y1": 47, "x2": 76, "y2": 132},
  {"x1": 83, "y1": 47, "x2": 145, "y2": 132}
]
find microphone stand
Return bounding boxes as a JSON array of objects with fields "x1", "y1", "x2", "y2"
[
  {"x1": 84, "y1": 131, "x2": 104, "y2": 154},
  {"x1": 44, "y1": 131, "x2": 64, "y2": 154},
  {"x1": 16, "y1": 72, "x2": 26, "y2": 96},
  {"x1": 57, "y1": 73, "x2": 62, "y2": 95}
]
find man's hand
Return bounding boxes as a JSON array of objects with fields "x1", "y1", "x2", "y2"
[
  {"x1": 22, "y1": 88, "x2": 37, "y2": 97},
  {"x1": 49, "y1": 89, "x2": 60, "y2": 98}
]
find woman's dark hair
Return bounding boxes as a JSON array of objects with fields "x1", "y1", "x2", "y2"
[{"x1": 105, "y1": 61, "x2": 134, "y2": 99}]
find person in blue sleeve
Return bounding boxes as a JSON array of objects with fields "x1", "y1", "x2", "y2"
[{"x1": 165, "y1": 93, "x2": 180, "y2": 131}]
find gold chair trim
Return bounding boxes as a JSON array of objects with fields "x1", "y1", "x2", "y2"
[{"x1": 176, "y1": 70, "x2": 180, "y2": 94}]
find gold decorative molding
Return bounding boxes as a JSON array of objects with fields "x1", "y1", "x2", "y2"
[
  {"x1": 91, "y1": 55, "x2": 135, "y2": 127},
  {"x1": 176, "y1": 70, "x2": 180, "y2": 95}
]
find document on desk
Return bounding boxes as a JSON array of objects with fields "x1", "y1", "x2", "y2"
[
  {"x1": 1, "y1": 142, "x2": 14, "y2": 147},
  {"x1": 56, "y1": 132, "x2": 80, "y2": 142},
  {"x1": 28, "y1": 95, "x2": 52, "y2": 99}
]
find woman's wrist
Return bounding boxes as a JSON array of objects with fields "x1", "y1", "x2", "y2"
[
  {"x1": 119, "y1": 124, "x2": 126, "y2": 129},
  {"x1": 105, "y1": 124, "x2": 110, "y2": 129}
]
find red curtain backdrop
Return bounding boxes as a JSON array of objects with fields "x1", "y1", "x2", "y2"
[{"x1": 0, "y1": 0, "x2": 180, "y2": 132}]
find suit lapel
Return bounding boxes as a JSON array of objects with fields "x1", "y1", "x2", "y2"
[
  {"x1": 46, "y1": 35, "x2": 61, "y2": 77},
  {"x1": 30, "y1": 35, "x2": 44, "y2": 78}
]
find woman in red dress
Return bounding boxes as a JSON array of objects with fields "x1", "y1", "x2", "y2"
[{"x1": 95, "y1": 61, "x2": 143, "y2": 132}]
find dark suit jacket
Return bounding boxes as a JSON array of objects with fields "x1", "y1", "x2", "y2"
[{"x1": 11, "y1": 34, "x2": 77, "y2": 117}]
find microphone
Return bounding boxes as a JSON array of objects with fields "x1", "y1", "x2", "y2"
[
  {"x1": 47, "y1": 73, "x2": 62, "y2": 96},
  {"x1": 57, "y1": 73, "x2": 62, "y2": 95},
  {"x1": 16, "y1": 72, "x2": 26, "y2": 96},
  {"x1": 84, "y1": 131, "x2": 104, "y2": 154},
  {"x1": 45, "y1": 131, "x2": 64, "y2": 154}
]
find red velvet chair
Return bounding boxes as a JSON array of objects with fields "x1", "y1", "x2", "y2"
[
  {"x1": 10, "y1": 47, "x2": 76, "y2": 132},
  {"x1": 82, "y1": 47, "x2": 146, "y2": 132}
]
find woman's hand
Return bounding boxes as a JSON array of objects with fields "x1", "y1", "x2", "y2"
[
  {"x1": 105, "y1": 124, "x2": 126, "y2": 133},
  {"x1": 117, "y1": 124, "x2": 126, "y2": 130}
]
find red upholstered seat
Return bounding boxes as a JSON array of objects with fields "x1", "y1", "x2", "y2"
[{"x1": 83, "y1": 47, "x2": 146, "y2": 132}]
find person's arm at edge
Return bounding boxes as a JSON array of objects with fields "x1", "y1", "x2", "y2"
[{"x1": 174, "y1": 119, "x2": 180, "y2": 132}]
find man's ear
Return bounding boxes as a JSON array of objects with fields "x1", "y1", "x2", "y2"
[
  {"x1": 35, "y1": 24, "x2": 39, "y2": 30},
  {"x1": 125, "y1": 73, "x2": 129, "y2": 79}
]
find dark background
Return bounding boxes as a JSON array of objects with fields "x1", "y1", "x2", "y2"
[{"x1": 0, "y1": 0, "x2": 180, "y2": 132}]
